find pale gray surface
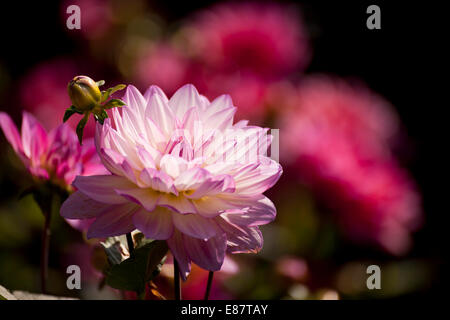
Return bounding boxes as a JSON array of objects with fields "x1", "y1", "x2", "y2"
[
  {"x1": 0, "y1": 285, "x2": 17, "y2": 300},
  {"x1": 0, "y1": 284, "x2": 77, "y2": 300}
]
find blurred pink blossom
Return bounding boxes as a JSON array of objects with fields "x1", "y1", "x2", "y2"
[
  {"x1": 0, "y1": 112, "x2": 105, "y2": 231},
  {"x1": 276, "y1": 256, "x2": 308, "y2": 281},
  {"x1": 191, "y1": 72, "x2": 269, "y2": 121},
  {"x1": 134, "y1": 43, "x2": 189, "y2": 96},
  {"x1": 185, "y1": 2, "x2": 309, "y2": 79},
  {"x1": 281, "y1": 77, "x2": 421, "y2": 255},
  {"x1": 177, "y1": 2, "x2": 309, "y2": 121}
]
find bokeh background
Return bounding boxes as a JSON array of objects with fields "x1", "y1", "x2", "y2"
[{"x1": 0, "y1": 0, "x2": 445, "y2": 299}]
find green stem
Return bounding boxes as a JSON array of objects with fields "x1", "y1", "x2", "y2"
[
  {"x1": 40, "y1": 207, "x2": 51, "y2": 294},
  {"x1": 174, "y1": 259, "x2": 181, "y2": 300},
  {"x1": 204, "y1": 271, "x2": 214, "y2": 300}
]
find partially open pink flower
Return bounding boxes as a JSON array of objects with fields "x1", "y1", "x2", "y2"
[
  {"x1": 61, "y1": 84, "x2": 282, "y2": 278},
  {"x1": 0, "y1": 112, "x2": 106, "y2": 231},
  {"x1": 185, "y1": 2, "x2": 309, "y2": 79},
  {"x1": 0, "y1": 112, "x2": 104, "y2": 188},
  {"x1": 281, "y1": 77, "x2": 421, "y2": 255}
]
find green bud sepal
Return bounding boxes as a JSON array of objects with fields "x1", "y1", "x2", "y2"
[{"x1": 64, "y1": 76, "x2": 127, "y2": 144}]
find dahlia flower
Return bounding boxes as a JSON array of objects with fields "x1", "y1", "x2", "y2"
[
  {"x1": 281, "y1": 77, "x2": 421, "y2": 254},
  {"x1": 185, "y1": 2, "x2": 309, "y2": 79},
  {"x1": 0, "y1": 111, "x2": 104, "y2": 188},
  {"x1": 61, "y1": 84, "x2": 282, "y2": 278}
]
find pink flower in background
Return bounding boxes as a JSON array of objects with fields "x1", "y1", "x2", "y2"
[
  {"x1": 0, "y1": 112, "x2": 106, "y2": 230},
  {"x1": 281, "y1": 77, "x2": 421, "y2": 254},
  {"x1": 19, "y1": 59, "x2": 96, "y2": 138},
  {"x1": 61, "y1": 84, "x2": 282, "y2": 278},
  {"x1": 282, "y1": 77, "x2": 399, "y2": 164},
  {"x1": 196, "y1": 72, "x2": 269, "y2": 121},
  {"x1": 134, "y1": 43, "x2": 189, "y2": 96},
  {"x1": 0, "y1": 112, "x2": 104, "y2": 187},
  {"x1": 185, "y1": 2, "x2": 309, "y2": 79},
  {"x1": 177, "y1": 2, "x2": 309, "y2": 121},
  {"x1": 276, "y1": 256, "x2": 308, "y2": 281}
]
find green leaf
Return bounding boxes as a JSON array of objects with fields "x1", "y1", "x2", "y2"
[
  {"x1": 103, "y1": 99, "x2": 126, "y2": 109},
  {"x1": 96, "y1": 80, "x2": 105, "y2": 87},
  {"x1": 63, "y1": 106, "x2": 82, "y2": 122},
  {"x1": 94, "y1": 110, "x2": 109, "y2": 125},
  {"x1": 101, "y1": 84, "x2": 126, "y2": 102},
  {"x1": 76, "y1": 113, "x2": 89, "y2": 144},
  {"x1": 105, "y1": 240, "x2": 168, "y2": 295}
]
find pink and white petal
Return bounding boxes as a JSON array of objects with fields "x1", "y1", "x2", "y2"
[
  {"x1": 145, "y1": 92, "x2": 176, "y2": 137},
  {"x1": 233, "y1": 161, "x2": 283, "y2": 195},
  {"x1": 120, "y1": 159, "x2": 138, "y2": 184},
  {"x1": 115, "y1": 187, "x2": 160, "y2": 211},
  {"x1": 169, "y1": 84, "x2": 203, "y2": 119},
  {"x1": 140, "y1": 168, "x2": 177, "y2": 195},
  {"x1": 192, "y1": 196, "x2": 238, "y2": 218},
  {"x1": 103, "y1": 125, "x2": 142, "y2": 168},
  {"x1": 221, "y1": 196, "x2": 276, "y2": 227},
  {"x1": 183, "y1": 231, "x2": 227, "y2": 272},
  {"x1": 172, "y1": 213, "x2": 217, "y2": 240},
  {"x1": 216, "y1": 217, "x2": 263, "y2": 253},
  {"x1": 187, "y1": 174, "x2": 235, "y2": 199},
  {"x1": 205, "y1": 107, "x2": 236, "y2": 132},
  {"x1": 132, "y1": 206, "x2": 173, "y2": 240},
  {"x1": 233, "y1": 120, "x2": 249, "y2": 129},
  {"x1": 144, "y1": 85, "x2": 169, "y2": 104},
  {"x1": 60, "y1": 191, "x2": 112, "y2": 219},
  {"x1": 99, "y1": 148, "x2": 127, "y2": 176},
  {"x1": 203, "y1": 94, "x2": 234, "y2": 119},
  {"x1": 29, "y1": 123, "x2": 48, "y2": 163},
  {"x1": 174, "y1": 167, "x2": 210, "y2": 191},
  {"x1": 223, "y1": 127, "x2": 270, "y2": 163},
  {"x1": 123, "y1": 85, "x2": 147, "y2": 115},
  {"x1": 158, "y1": 195, "x2": 197, "y2": 214},
  {"x1": 0, "y1": 112, "x2": 23, "y2": 153},
  {"x1": 65, "y1": 218, "x2": 95, "y2": 232},
  {"x1": 167, "y1": 230, "x2": 191, "y2": 280},
  {"x1": 137, "y1": 146, "x2": 155, "y2": 169},
  {"x1": 73, "y1": 175, "x2": 134, "y2": 204},
  {"x1": 21, "y1": 112, "x2": 47, "y2": 158},
  {"x1": 199, "y1": 94, "x2": 210, "y2": 110},
  {"x1": 180, "y1": 107, "x2": 200, "y2": 134},
  {"x1": 159, "y1": 154, "x2": 188, "y2": 179},
  {"x1": 87, "y1": 202, "x2": 138, "y2": 239},
  {"x1": 143, "y1": 118, "x2": 167, "y2": 150}
]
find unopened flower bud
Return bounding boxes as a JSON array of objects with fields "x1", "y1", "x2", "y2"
[{"x1": 67, "y1": 76, "x2": 102, "y2": 111}]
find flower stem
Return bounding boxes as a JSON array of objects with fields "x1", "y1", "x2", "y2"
[
  {"x1": 126, "y1": 232, "x2": 134, "y2": 256},
  {"x1": 40, "y1": 209, "x2": 51, "y2": 294},
  {"x1": 174, "y1": 259, "x2": 181, "y2": 300},
  {"x1": 204, "y1": 271, "x2": 214, "y2": 300}
]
